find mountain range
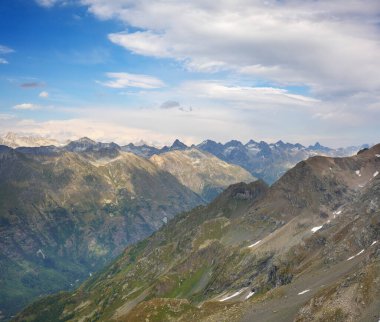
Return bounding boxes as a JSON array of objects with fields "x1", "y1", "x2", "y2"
[
  {"x1": 0, "y1": 138, "x2": 253, "y2": 320},
  {"x1": 0, "y1": 132, "x2": 369, "y2": 184},
  {"x1": 121, "y1": 138, "x2": 369, "y2": 184},
  {"x1": 14, "y1": 143, "x2": 380, "y2": 322}
]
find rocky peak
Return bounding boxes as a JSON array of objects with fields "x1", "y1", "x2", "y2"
[
  {"x1": 225, "y1": 140, "x2": 244, "y2": 148},
  {"x1": 307, "y1": 141, "x2": 331, "y2": 152},
  {"x1": 65, "y1": 137, "x2": 97, "y2": 151},
  {"x1": 246, "y1": 139, "x2": 258, "y2": 146},
  {"x1": 170, "y1": 139, "x2": 188, "y2": 150}
]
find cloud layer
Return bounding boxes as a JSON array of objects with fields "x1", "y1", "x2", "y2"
[
  {"x1": 81, "y1": 0, "x2": 380, "y2": 97},
  {"x1": 24, "y1": 0, "x2": 380, "y2": 147},
  {"x1": 99, "y1": 72, "x2": 165, "y2": 89},
  {"x1": 13, "y1": 103, "x2": 40, "y2": 110}
]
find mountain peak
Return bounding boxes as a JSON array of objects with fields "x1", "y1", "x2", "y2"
[
  {"x1": 246, "y1": 139, "x2": 258, "y2": 145},
  {"x1": 65, "y1": 137, "x2": 99, "y2": 152},
  {"x1": 308, "y1": 141, "x2": 331, "y2": 152},
  {"x1": 170, "y1": 139, "x2": 187, "y2": 150},
  {"x1": 75, "y1": 137, "x2": 97, "y2": 144},
  {"x1": 225, "y1": 140, "x2": 243, "y2": 147}
]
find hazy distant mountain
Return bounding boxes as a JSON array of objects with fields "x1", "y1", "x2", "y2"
[
  {"x1": 150, "y1": 148, "x2": 255, "y2": 201},
  {"x1": 17, "y1": 144, "x2": 380, "y2": 322},
  {"x1": 121, "y1": 138, "x2": 188, "y2": 158},
  {"x1": 196, "y1": 139, "x2": 369, "y2": 184},
  {"x1": 0, "y1": 134, "x2": 368, "y2": 185},
  {"x1": 120, "y1": 138, "x2": 369, "y2": 184},
  {"x1": 0, "y1": 132, "x2": 62, "y2": 148}
]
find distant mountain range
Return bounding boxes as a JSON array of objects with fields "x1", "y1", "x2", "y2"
[
  {"x1": 15, "y1": 143, "x2": 380, "y2": 322},
  {"x1": 0, "y1": 132, "x2": 369, "y2": 184},
  {"x1": 196, "y1": 139, "x2": 369, "y2": 183}
]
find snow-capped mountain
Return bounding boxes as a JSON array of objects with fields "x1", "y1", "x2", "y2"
[{"x1": 0, "y1": 132, "x2": 62, "y2": 148}]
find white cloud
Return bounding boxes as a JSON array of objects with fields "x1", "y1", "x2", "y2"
[
  {"x1": 180, "y1": 81, "x2": 319, "y2": 107},
  {"x1": 81, "y1": 0, "x2": 380, "y2": 97},
  {"x1": 108, "y1": 32, "x2": 170, "y2": 58},
  {"x1": 39, "y1": 91, "x2": 49, "y2": 98},
  {"x1": 0, "y1": 45, "x2": 14, "y2": 64},
  {"x1": 35, "y1": 0, "x2": 58, "y2": 7},
  {"x1": 99, "y1": 72, "x2": 165, "y2": 89},
  {"x1": 0, "y1": 45, "x2": 14, "y2": 54},
  {"x1": 0, "y1": 114, "x2": 14, "y2": 120},
  {"x1": 13, "y1": 103, "x2": 40, "y2": 110}
]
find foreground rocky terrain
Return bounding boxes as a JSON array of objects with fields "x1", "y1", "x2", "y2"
[
  {"x1": 0, "y1": 138, "x2": 253, "y2": 320},
  {"x1": 15, "y1": 144, "x2": 380, "y2": 321}
]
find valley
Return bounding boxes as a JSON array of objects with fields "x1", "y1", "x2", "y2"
[{"x1": 0, "y1": 138, "x2": 253, "y2": 320}]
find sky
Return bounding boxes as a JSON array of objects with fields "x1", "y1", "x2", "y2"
[{"x1": 0, "y1": 0, "x2": 379, "y2": 147}]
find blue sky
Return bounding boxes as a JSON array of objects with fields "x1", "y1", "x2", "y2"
[{"x1": 1, "y1": 0, "x2": 379, "y2": 147}]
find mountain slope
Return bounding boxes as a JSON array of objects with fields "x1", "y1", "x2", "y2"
[
  {"x1": 150, "y1": 148, "x2": 256, "y2": 201},
  {"x1": 15, "y1": 144, "x2": 380, "y2": 322},
  {"x1": 0, "y1": 144, "x2": 204, "y2": 320}
]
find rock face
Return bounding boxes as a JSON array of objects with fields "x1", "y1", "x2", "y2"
[
  {"x1": 15, "y1": 144, "x2": 380, "y2": 322},
  {"x1": 0, "y1": 144, "x2": 205, "y2": 320},
  {"x1": 150, "y1": 148, "x2": 256, "y2": 201}
]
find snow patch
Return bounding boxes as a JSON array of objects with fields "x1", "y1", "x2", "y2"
[
  {"x1": 36, "y1": 249, "x2": 45, "y2": 259},
  {"x1": 298, "y1": 289, "x2": 310, "y2": 295},
  {"x1": 333, "y1": 210, "x2": 342, "y2": 218},
  {"x1": 347, "y1": 249, "x2": 365, "y2": 261},
  {"x1": 219, "y1": 289, "x2": 245, "y2": 302},
  {"x1": 245, "y1": 291, "x2": 255, "y2": 299},
  {"x1": 355, "y1": 170, "x2": 361, "y2": 177},
  {"x1": 373, "y1": 171, "x2": 379, "y2": 177},
  {"x1": 248, "y1": 240, "x2": 262, "y2": 248},
  {"x1": 311, "y1": 225, "x2": 323, "y2": 233}
]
